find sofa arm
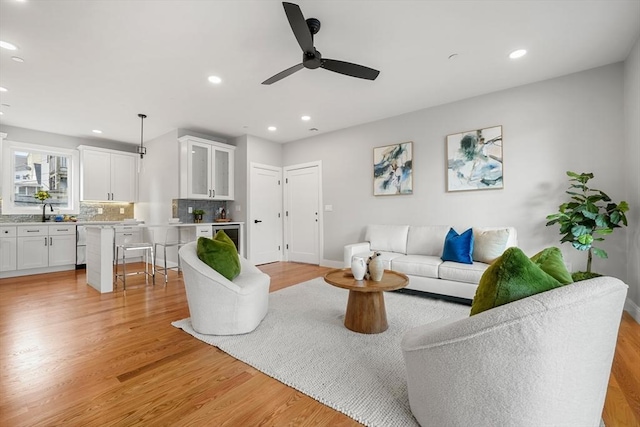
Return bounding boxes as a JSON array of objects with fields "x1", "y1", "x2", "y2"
[{"x1": 343, "y1": 242, "x2": 371, "y2": 267}]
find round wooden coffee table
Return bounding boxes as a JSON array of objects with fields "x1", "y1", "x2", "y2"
[{"x1": 324, "y1": 268, "x2": 409, "y2": 334}]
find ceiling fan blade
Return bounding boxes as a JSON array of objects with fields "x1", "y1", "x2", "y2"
[
  {"x1": 283, "y1": 2, "x2": 314, "y2": 54},
  {"x1": 262, "y1": 63, "x2": 305, "y2": 85},
  {"x1": 321, "y1": 59, "x2": 380, "y2": 81}
]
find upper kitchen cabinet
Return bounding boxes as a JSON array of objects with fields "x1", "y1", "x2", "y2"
[
  {"x1": 178, "y1": 136, "x2": 235, "y2": 200},
  {"x1": 79, "y1": 146, "x2": 138, "y2": 202}
]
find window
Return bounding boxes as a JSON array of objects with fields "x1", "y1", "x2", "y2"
[{"x1": 1, "y1": 140, "x2": 79, "y2": 215}]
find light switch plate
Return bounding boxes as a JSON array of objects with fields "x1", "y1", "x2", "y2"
[
  {"x1": 98, "y1": 208, "x2": 103, "y2": 214},
  {"x1": 119, "y1": 208, "x2": 125, "y2": 214},
  {"x1": 188, "y1": 207, "x2": 193, "y2": 213},
  {"x1": 324, "y1": 205, "x2": 333, "y2": 212}
]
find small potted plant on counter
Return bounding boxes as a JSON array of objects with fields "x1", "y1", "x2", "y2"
[{"x1": 193, "y1": 209, "x2": 205, "y2": 223}]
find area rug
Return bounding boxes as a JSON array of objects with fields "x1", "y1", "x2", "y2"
[{"x1": 172, "y1": 278, "x2": 470, "y2": 427}]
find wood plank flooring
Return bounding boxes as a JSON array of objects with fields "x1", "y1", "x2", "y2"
[{"x1": 0, "y1": 263, "x2": 638, "y2": 426}]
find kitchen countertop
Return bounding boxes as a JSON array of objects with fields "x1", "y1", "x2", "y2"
[
  {"x1": 85, "y1": 222, "x2": 245, "y2": 228},
  {"x1": 0, "y1": 221, "x2": 143, "y2": 226}
]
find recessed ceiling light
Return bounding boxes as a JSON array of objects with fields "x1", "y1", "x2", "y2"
[
  {"x1": 268, "y1": 126, "x2": 277, "y2": 131},
  {"x1": 0, "y1": 40, "x2": 18, "y2": 50},
  {"x1": 309, "y1": 128, "x2": 319, "y2": 132},
  {"x1": 11, "y1": 56, "x2": 24, "y2": 63},
  {"x1": 208, "y1": 75, "x2": 222, "y2": 84},
  {"x1": 509, "y1": 49, "x2": 527, "y2": 59},
  {"x1": 92, "y1": 130, "x2": 103, "y2": 134},
  {"x1": 0, "y1": 112, "x2": 3, "y2": 115},
  {"x1": 301, "y1": 115, "x2": 311, "y2": 121},
  {"x1": 0, "y1": 87, "x2": 7, "y2": 92}
]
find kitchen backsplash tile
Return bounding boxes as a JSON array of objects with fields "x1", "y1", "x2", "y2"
[
  {"x1": 173, "y1": 199, "x2": 228, "y2": 223},
  {"x1": 0, "y1": 201, "x2": 135, "y2": 223}
]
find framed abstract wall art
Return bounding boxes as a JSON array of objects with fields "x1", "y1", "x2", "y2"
[
  {"x1": 446, "y1": 125, "x2": 503, "y2": 192},
  {"x1": 373, "y1": 141, "x2": 413, "y2": 196}
]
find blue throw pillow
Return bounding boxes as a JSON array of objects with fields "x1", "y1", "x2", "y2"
[{"x1": 441, "y1": 227, "x2": 474, "y2": 264}]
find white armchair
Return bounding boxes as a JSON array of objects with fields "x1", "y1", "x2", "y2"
[
  {"x1": 178, "y1": 241, "x2": 270, "y2": 335},
  {"x1": 401, "y1": 276, "x2": 628, "y2": 427}
]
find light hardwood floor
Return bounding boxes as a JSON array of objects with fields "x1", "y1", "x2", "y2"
[{"x1": 0, "y1": 263, "x2": 638, "y2": 426}]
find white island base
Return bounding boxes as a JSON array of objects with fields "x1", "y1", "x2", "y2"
[{"x1": 86, "y1": 226, "x2": 115, "y2": 293}]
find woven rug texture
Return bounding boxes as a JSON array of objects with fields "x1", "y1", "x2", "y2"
[{"x1": 172, "y1": 278, "x2": 470, "y2": 427}]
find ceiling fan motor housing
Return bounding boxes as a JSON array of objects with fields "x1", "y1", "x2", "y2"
[{"x1": 303, "y1": 49, "x2": 322, "y2": 69}]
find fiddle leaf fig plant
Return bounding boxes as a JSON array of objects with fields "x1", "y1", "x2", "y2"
[{"x1": 546, "y1": 171, "x2": 629, "y2": 273}]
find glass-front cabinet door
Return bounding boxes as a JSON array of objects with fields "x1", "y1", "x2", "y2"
[
  {"x1": 179, "y1": 135, "x2": 235, "y2": 200},
  {"x1": 187, "y1": 141, "x2": 212, "y2": 199},
  {"x1": 212, "y1": 147, "x2": 234, "y2": 200}
]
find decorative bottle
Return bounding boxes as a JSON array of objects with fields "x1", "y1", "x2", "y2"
[
  {"x1": 351, "y1": 257, "x2": 366, "y2": 281},
  {"x1": 368, "y1": 252, "x2": 384, "y2": 282}
]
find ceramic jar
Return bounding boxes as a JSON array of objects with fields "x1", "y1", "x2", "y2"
[
  {"x1": 351, "y1": 257, "x2": 367, "y2": 280},
  {"x1": 368, "y1": 252, "x2": 384, "y2": 282}
]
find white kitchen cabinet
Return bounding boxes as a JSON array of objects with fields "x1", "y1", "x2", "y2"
[
  {"x1": 48, "y1": 225, "x2": 77, "y2": 266},
  {"x1": 0, "y1": 226, "x2": 17, "y2": 272},
  {"x1": 16, "y1": 225, "x2": 76, "y2": 270},
  {"x1": 179, "y1": 136, "x2": 235, "y2": 200},
  {"x1": 17, "y1": 226, "x2": 49, "y2": 270},
  {"x1": 79, "y1": 146, "x2": 138, "y2": 202}
]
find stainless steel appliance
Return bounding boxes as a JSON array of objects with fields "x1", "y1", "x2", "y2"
[{"x1": 212, "y1": 223, "x2": 241, "y2": 253}]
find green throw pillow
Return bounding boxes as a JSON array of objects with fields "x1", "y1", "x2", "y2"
[
  {"x1": 470, "y1": 247, "x2": 564, "y2": 316},
  {"x1": 196, "y1": 231, "x2": 240, "y2": 281},
  {"x1": 530, "y1": 247, "x2": 573, "y2": 285}
]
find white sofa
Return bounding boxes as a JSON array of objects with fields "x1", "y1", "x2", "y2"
[
  {"x1": 401, "y1": 276, "x2": 628, "y2": 427},
  {"x1": 344, "y1": 225, "x2": 517, "y2": 300}
]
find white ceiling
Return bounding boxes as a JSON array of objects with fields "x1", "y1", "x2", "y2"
[{"x1": 0, "y1": 0, "x2": 639, "y2": 145}]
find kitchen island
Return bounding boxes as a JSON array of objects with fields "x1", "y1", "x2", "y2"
[{"x1": 85, "y1": 222, "x2": 244, "y2": 293}]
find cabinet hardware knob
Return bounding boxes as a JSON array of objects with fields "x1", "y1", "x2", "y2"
[{"x1": 254, "y1": 219, "x2": 263, "y2": 224}]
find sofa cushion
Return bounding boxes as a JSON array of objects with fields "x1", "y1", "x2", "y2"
[
  {"x1": 391, "y1": 255, "x2": 442, "y2": 279},
  {"x1": 365, "y1": 225, "x2": 409, "y2": 254},
  {"x1": 406, "y1": 225, "x2": 451, "y2": 256},
  {"x1": 530, "y1": 247, "x2": 574, "y2": 285},
  {"x1": 196, "y1": 232, "x2": 241, "y2": 281},
  {"x1": 470, "y1": 247, "x2": 565, "y2": 316},
  {"x1": 441, "y1": 228, "x2": 474, "y2": 264},
  {"x1": 473, "y1": 228, "x2": 511, "y2": 263},
  {"x1": 352, "y1": 251, "x2": 404, "y2": 270},
  {"x1": 438, "y1": 261, "x2": 489, "y2": 284}
]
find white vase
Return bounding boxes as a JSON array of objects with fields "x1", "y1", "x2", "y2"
[
  {"x1": 368, "y1": 255, "x2": 384, "y2": 282},
  {"x1": 351, "y1": 257, "x2": 366, "y2": 280}
]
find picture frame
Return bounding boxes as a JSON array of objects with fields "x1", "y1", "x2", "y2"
[
  {"x1": 446, "y1": 125, "x2": 503, "y2": 192},
  {"x1": 373, "y1": 141, "x2": 413, "y2": 196}
]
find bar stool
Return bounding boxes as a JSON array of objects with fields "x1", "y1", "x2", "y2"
[
  {"x1": 154, "y1": 226, "x2": 185, "y2": 284},
  {"x1": 114, "y1": 242, "x2": 155, "y2": 290}
]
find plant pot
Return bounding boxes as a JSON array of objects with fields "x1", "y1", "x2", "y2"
[{"x1": 194, "y1": 214, "x2": 203, "y2": 223}]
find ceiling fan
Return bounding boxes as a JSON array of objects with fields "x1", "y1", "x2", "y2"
[{"x1": 262, "y1": 2, "x2": 380, "y2": 85}]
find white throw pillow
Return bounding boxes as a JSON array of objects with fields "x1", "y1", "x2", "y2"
[{"x1": 473, "y1": 228, "x2": 511, "y2": 263}]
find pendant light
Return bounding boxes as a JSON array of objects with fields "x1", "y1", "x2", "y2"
[{"x1": 136, "y1": 113, "x2": 147, "y2": 159}]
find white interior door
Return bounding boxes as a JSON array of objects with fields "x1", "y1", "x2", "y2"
[
  {"x1": 285, "y1": 163, "x2": 321, "y2": 264},
  {"x1": 249, "y1": 163, "x2": 282, "y2": 265}
]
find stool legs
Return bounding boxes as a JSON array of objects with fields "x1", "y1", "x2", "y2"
[{"x1": 114, "y1": 244, "x2": 155, "y2": 291}]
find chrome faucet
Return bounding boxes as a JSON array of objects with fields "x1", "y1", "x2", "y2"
[{"x1": 42, "y1": 203, "x2": 54, "y2": 222}]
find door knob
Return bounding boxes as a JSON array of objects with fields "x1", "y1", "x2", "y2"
[{"x1": 254, "y1": 219, "x2": 262, "y2": 223}]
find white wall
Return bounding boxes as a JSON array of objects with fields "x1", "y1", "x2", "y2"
[
  {"x1": 135, "y1": 129, "x2": 180, "y2": 225},
  {"x1": 624, "y1": 36, "x2": 640, "y2": 318},
  {"x1": 283, "y1": 63, "x2": 632, "y2": 283}
]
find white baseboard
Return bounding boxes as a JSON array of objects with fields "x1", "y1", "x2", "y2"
[
  {"x1": 624, "y1": 297, "x2": 640, "y2": 324},
  {"x1": 321, "y1": 259, "x2": 344, "y2": 269}
]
